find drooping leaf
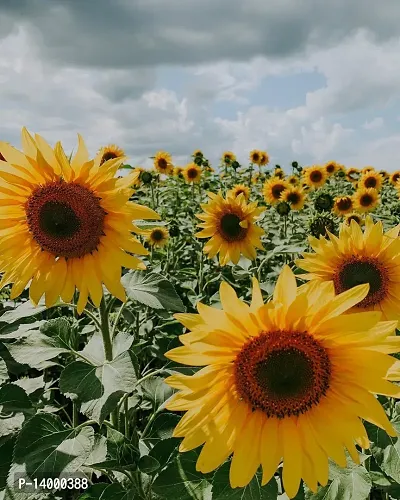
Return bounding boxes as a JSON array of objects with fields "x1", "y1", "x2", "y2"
[{"x1": 0, "y1": 385, "x2": 33, "y2": 415}]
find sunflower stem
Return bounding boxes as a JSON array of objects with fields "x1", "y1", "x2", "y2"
[
  {"x1": 72, "y1": 402, "x2": 79, "y2": 427},
  {"x1": 150, "y1": 182, "x2": 156, "y2": 209},
  {"x1": 248, "y1": 163, "x2": 254, "y2": 188},
  {"x1": 99, "y1": 297, "x2": 119, "y2": 429},
  {"x1": 191, "y1": 182, "x2": 195, "y2": 203}
]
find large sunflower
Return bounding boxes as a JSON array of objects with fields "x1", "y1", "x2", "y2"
[
  {"x1": 0, "y1": 128, "x2": 159, "y2": 313},
  {"x1": 249, "y1": 150, "x2": 262, "y2": 165},
  {"x1": 324, "y1": 161, "x2": 339, "y2": 176},
  {"x1": 280, "y1": 187, "x2": 306, "y2": 211},
  {"x1": 358, "y1": 171, "x2": 383, "y2": 191},
  {"x1": 296, "y1": 216, "x2": 400, "y2": 322},
  {"x1": 96, "y1": 144, "x2": 125, "y2": 166},
  {"x1": 333, "y1": 196, "x2": 354, "y2": 216},
  {"x1": 154, "y1": 151, "x2": 174, "y2": 175},
  {"x1": 196, "y1": 192, "x2": 264, "y2": 265},
  {"x1": 353, "y1": 188, "x2": 379, "y2": 213},
  {"x1": 303, "y1": 166, "x2": 327, "y2": 189},
  {"x1": 183, "y1": 163, "x2": 202, "y2": 183},
  {"x1": 165, "y1": 266, "x2": 400, "y2": 498},
  {"x1": 263, "y1": 177, "x2": 290, "y2": 205}
]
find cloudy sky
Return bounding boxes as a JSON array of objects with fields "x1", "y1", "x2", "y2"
[{"x1": 1, "y1": 0, "x2": 400, "y2": 171}]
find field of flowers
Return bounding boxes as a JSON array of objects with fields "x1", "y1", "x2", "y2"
[{"x1": 0, "y1": 129, "x2": 399, "y2": 500}]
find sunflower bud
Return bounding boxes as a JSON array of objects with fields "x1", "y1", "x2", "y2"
[
  {"x1": 232, "y1": 161, "x2": 240, "y2": 170},
  {"x1": 203, "y1": 181, "x2": 210, "y2": 190},
  {"x1": 291, "y1": 161, "x2": 298, "y2": 169},
  {"x1": 309, "y1": 215, "x2": 337, "y2": 238},
  {"x1": 314, "y1": 193, "x2": 334, "y2": 212},
  {"x1": 276, "y1": 201, "x2": 291, "y2": 216},
  {"x1": 141, "y1": 171, "x2": 153, "y2": 184}
]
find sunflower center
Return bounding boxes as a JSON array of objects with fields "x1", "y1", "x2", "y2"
[
  {"x1": 310, "y1": 171, "x2": 322, "y2": 182},
  {"x1": 25, "y1": 180, "x2": 106, "y2": 259},
  {"x1": 393, "y1": 174, "x2": 400, "y2": 183},
  {"x1": 219, "y1": 212, "x2": 246, "y2": 241},
  {"x1": 158, "y1": 158, "x2": 168, "y2": 170},
  {"x1": 326, "y1": 164, "x2": 335, "y2": 173},
  {"x1": 188, "y1": 168, "x2": 198, "y2": 179},
  {"x1": 287, "y1": 192, "x2": 300, "y2": 204},
  {"x1": 101, "y1": 152, "x2": 118, "y2": 164},
  {"x1": 0, "y1": 152, "x2": 5, "y2": 162},
  {"x1": 234, "y1": 331, "x2": 331, "y2": 418},
  {"x1": 272, "y1": 184, "x2": 285, "y2": 199},
  {"x1": 152, "y1": 229, "x2": 164, "y2": 241},
  {"x1": 364, "y1": 177, "x2": 377, "y2": 188},
  {"x1": 252, "y1": 153, "x2": 260, "y2": 162},
  {"x1": 360, "y1": 194, "x2": 373, "y2": 207},
  {"x1": 333, "y1": 257, "x2": 388, "y2": 307},
  {"x1": 337, "y1": 197, "x2": 352, "y2": 210}
]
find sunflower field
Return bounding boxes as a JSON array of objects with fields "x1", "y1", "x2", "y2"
[{"x1": 0, "y1": 130, "x2": 400, "y2": 500}]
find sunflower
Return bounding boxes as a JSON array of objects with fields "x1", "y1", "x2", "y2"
[
  {"x1": 183, "y1": 163, "x2": 202, "y2": 183},
  {"x1": 0, "y1": 128, "x2": 160, "y2": 313},
  {"x1": 251, "y1": 173, "x2": 260, "y2": 185},
  {"x1": 154, "y1": 151, "x2": 174, "y2": 175},
  {"x1": 193, "y1": 149, "x2": 203, "y2": 158},
  {"x1": 358, "y1": 171, "x2": 383, "y2": 191},
  {"x1": 324, "y1": 161, "x2": 339, "y2": 176},
  {"x1": 96, "y1": 144, "x2": 125, "y2": 166},
  {"x1": 346, "y1": 167, "x2": 360, "y2": 182},
  {"x1": 196, "y1": 192, "x2": 264, "y2": 265},
  {"x1": 333, "y1": 196, "x2": 354, "y2": 216},
  {"x1": 249, "y1": 150, "x2": 262, "y2": 165},
  {"x1": 259, "y1": 151, "x2": 269, "y2": 166},
  {"x1": 164, "y1": 266, "x2": 400, "y2": 498},
  {"x1": 296, "y1": 215, "x2": 400, "y2": 322},
  {"x1": 222, "y1": 151, "x2": 236, "y2": 163},
  {"x1": 146, "y1": 227, "x2": 169, "y2": 247},
  {"x1": 173, "y1": 166, "x2": 184, "y2": 177},
  {"x1": 281, "y1": 187, "x2": 306, "y2": 211},
  {"x1": 287, "y1": 175, "x2": 299, "y2": 186},
  {"x1": 274, "y1": 167, "x2": 285, "y2": 179},
  {"x1": 379, "y1": 170, "x2": 389, "y2": 180},
  {"x1": 303, "y1": 166, "x2": 327, "y2": 189},
  {"x1": 344, "y1": 213, "x2": 364, "y2": 226},
  {"x1": 228, "y1": 184, "x2": 250, "y2": 201},
  {"x1": 353, "y1": 188, "x2": 379, "y2": 213},
  {"x1": 362, "y1": 166, "x2": 375, "y2": 174},
  {"x1": 390, "y1": 171, "x2": 400, "y2": 186},
  {"x1": 263, "y1": 177, "x2": 290, "y2": 205}
]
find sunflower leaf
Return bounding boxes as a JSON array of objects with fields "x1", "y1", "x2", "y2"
[
  {"x1": 0, "y1": 356, "x2": 8, "y2": 384},
  {"x1": 122, "y1": 271, "x2": 185, "y2": 312},
  {"x1": 0, "y1": 435, "x2": 16, "y2": 489},
  {"x1": 0, "y1": 384, "x2": 33, "y2": 415},
  {"x1": 59, "y1": 351, "x2": 137, "y2": 424}
]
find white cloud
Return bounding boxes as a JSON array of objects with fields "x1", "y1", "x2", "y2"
[{"x1": 363, "y1": 117, "x2": 384, "y2": 130}]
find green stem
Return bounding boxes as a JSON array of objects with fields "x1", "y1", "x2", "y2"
[
  {"x1": 72, "y1": 402, "x2": 79, "y2": 427},
  {"x1": 248, "y1": 164, "x2": 254, "y2": 188},
  {"x1": 111, "y1": 301, "x2": 128, "y2": 338},
  {"x1": 124, "y1": 397, "x2": 129, "y2": 437}
]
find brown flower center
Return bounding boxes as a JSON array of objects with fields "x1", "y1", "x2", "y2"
[
  {"x1": 360, "y1": 194, "x2": 373, "y2": 207},
  {"x1": 151, "y1": 229, "x2": 164, "y2": 241},
  {"x1": 0, "y1": 152, "x2": 5, "y2": 162},
  {"x1": 333, "y1": 256, "x2": 388, "y2": 307},
  {"x1": 187, "y1": 168, "x2": 198, "y2": 179},
  {"x1": 271, "y1": 184, "x2": 286, "y2": 199},
  {"x1": 157, "y1": 158, "x2": 168, "y2": 170},
  {"x1": 252, "y1": 153, "x2": 260, "y2": 162},
  {"x1": 364, "y1": 176, "x2": 377, "y2": 188},
  {"x1": 234, "y1": 331, "x2": 331, "y2": 418},
  {"x1": 326, "y1": 164, "x2": 335, "y2": 173},
  {"x1": 25, "y1": 180, "x2": 106, "y2": 258},
  {"x1": 287, "y1": 192, "x2": 300, "y2": 204},
  {"x1": 310, "y1": 171, "x2": 322, "y2": 183},
  {"x1": 219, "y1": 212, "x2": 247, "y2": 241},
  {"x1": 101, "y1": 151, "x2": 118, "y2": 165},
  {"x1": 336, "y1": 197, "x2": 353, "y2": 211}
]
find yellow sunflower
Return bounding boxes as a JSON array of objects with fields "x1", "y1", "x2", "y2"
[
  {"x1": 196, "y1": 192, "x2": 264, "y2": 265},
  {"x1": 362, "y1": 166, "x2": 375, "y2": 174},
  {"x1": 324, "y1": 161, "x2": 339, "y2": 176},
  {"x1": 296, "y1": 216, "x2": 400, "y2": 321},
  {"x1": 280, "y1": 187, "x2": 306, "y2": 211},
  {"x1": 344, "y1": 213, "x2": 364, "y2": 226},
  {"x1": 249, "y1": 150, "x2": 262, "y2": 165},
  {"x1": 333, "y1": 196, "x2": 354, "y2": 216},
  {"x1": 379, "y1": 170, "x2": 389, "y2": 180},
  {"x1": 183, "y1": 163, "x2": 202, "y2": 183},
  {"x1": 303, "y1": 166, "x2": 327, "y2": 189},
  {"x1": 173, "y1": 166, "x2": 184, "y2": 177},
  {"x1": 146, "y1": 226, "x2": 169, "y2": 247},
  {"x1": 228, "y1": 184, "x2": 250, "y2": 201},
  {"x1": 274, "y1": 167, "x2": 285, "y2": 179},
  {"x1": 263, "y1": 177, "x2": 290, "y2": 205},
  {"x1": 96, "y1": 144, "x2": 125, "y2": 166},
  {"x1": 390, "y1": 171, "x2": 400, "y2": 186},
  {"x1": 259, "y1": 151, "x2": 269, "y2": 166},
  {"x1": 165, "y1": 266, "x2": 400, "y2": 498},
  {"x1": 346, "y1": 167, "x2": 360, "y2": 183},
  {"x1": 193, "y1": 149, "x2": 203, "y2": 158},
  {"x1": 287, "y1": 175, "x2": 299, "y2": 186},
  {"x1": 154, "y1": 151, "x2": 174, "y2": 175},
  {"x1": 353, "y1": 188, "x2": 379, "y2": 213},
  {"x1": 222, "y1": 151, "x2": 236, "y2": 163},
  {"x1": 358, "y1": 171, "x2": 383, "y2": 191},
  {"x1": 0, "y1": 128, "x2": 160, "y2": 313}
]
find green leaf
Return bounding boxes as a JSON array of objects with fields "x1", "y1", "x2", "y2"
[
  {"x1": 79, "y1": 483, "x2": 138, "y2": 499},
  {"x1": 5, "y1": 330, "x2": 69, "y2": 369},
  {"x1": 0, "y1": 356, "x2": 8, "y2": 384},
  {"x1": 0, "y1": 321, "x2": 45, "y2": 340},
  {"x1": 90, "y1": 427, "x2": 139, "y2": 471},
  {"x1": 0, "y1": 385, "x2": 33, "y2": 414},
  {"x1": 122, "y1": 271, "x2": 185, "y2": 311},
  {"x1": 83, "y1": 434, "x2": 108, "y2": 477},
  {"x1": 140, "y1": 376, "x2": 174, "y2": 411},
  {"x1": 138, "y1": 454, "x2": 160, "y2": 474},
  {"x1": 212, "y1": 463, "x2": 278, "y2": 499},
  {"x1": 39, "y1": 317, "x2": 77, "y2": 351},
  {"x1": 152, "y1": 450, "x2": 212, "y2": 500},
  {"x1": 0, "y1": 413, "x2": 25, "y2": 437},
  {"x1": 145, "y1": 412, "x2": 181, "y2": 440},
  {"x1": 12, "y1": 376, "x2": 45, "y2": 395},
  {"x1": 13, "y1": 413, "x2": 95, "y2": 481},
  {"x1": 370, "y1": 418, "x2": 400, "y2": 482},
  {"x1": 0, "y1": 300, "x2": 49, "y2": 326},
  {"x1": 148, "y1": 438, "x2": 178, "y2": 468},
  {"x1": 60, "y1": 351, "x2": 137, "y2": 424}
]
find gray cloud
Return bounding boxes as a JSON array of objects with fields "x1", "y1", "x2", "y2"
[{"x1": 1, "y1": 0, "x2": 400, "y2": 69}]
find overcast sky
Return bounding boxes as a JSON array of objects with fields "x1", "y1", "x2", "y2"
[{"x1": 1, "y1": 0, "x2": 400, "y2": 171}]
